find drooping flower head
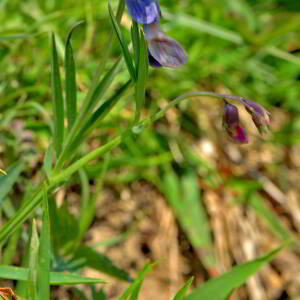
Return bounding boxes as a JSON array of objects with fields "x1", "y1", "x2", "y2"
[
  {"x1": 126, "y1": 0, "x2": 161, "y2": 24},
  {"x1": 242, "y1": 99, "x2": 270, "y2": 134},
  {"x1": 145, "y1": 23, "x2": 188, "y2": 68},
  {"x1": 223, "y1": 100, "x2": 248, "y2": 144}
]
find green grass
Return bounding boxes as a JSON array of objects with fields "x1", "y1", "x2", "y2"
[{"x1": 0, "y1": 0, "x2": 299, "y2": 299}]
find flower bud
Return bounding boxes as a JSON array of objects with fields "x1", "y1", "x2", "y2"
[
  {"x1": 242, "y1": 99, "x2": 270, "y2": 135},
  {"x1": 223, "y1": 101, "x2": 248, "y2": 144}
]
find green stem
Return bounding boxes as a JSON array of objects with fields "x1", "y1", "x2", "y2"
[{"x1": 0, "y1": 91, "x2": 254, "y2": 243}]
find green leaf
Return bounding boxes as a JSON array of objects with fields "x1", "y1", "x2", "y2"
[
  {"x1": 65, "y1": 22, "x2": 84, "y2": 132},
  {"x1": 0, "y1": 265, "x2": 106, "y2": 285},
  {"x1": 249, "y1": 193, "x2": 293, "y2": 241},
  {"x1": 185, "y1": 247, "x2": 283, "y2": 300},
  {"x1": 173, "y1": 277, "x2": 194, "y2": 300},
  {"x1": 37, "y1": 187, "x2": 51, "y2": 300},
  {"x1": 0, "y1": 34, "x2": 31, "y2": 41},
  {"x1": 92, "y1": 287, "x2": 107, "y2": 300},
  {"x1": 131, "y1": 21, "x2": 140, "y2": 71},
  {"x1": 163, "y1": 169, "x2": 215, "y2": 268},
  {"x1": 0, "y1": 161, "x2": 24, "y2": 205},
  {"x1": 119, "y1": 262, "x2": 156, "y2": 300},
  {"x1": 56, "y1": 58, "x2": 123, "y2": 168},
  {"x1": 73, "y1": 245, "x2": 131, "y2": 282},
  {"x1": 134, "y1": 29, "x2": 148, "y2": 123},
  {"x1": 44, "y1": 144, "x2": 53, "y2": 178},
  {"x1": 28, "y1": 219, "x2": 39, "y2": 300},
  {"x1": 108, "y1": 2, "x2": 136, "y2": 81},
  {"x1": 48, "y1": 200, "x2": 79, "y2": 253},
  {"x1": 51, "y1": 33, "x2": 65, "y2": 157},
  {"x1": 71, "y1": 79, "x2": 131, "y2": 151}
]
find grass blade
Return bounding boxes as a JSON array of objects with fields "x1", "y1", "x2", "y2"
[
  {"x1": 69, "y1": 79, "x2": 131, "y2": 152},
  {"x1": 134, "y1": 29, "x2": 148, "y2": 123},
  {"x1": 65, "y1": 22, "x2": 84, "y2": 132},
  {"x1": 56, "y1": 58, "x2": 123, "y2": 168},
  {"x1": 131, "y1": 21, "x2": 140, "y2": 70},
  {"x1": 0, "y1": 265, "x2": 106, "y2": 285},
  {"x1": 28, "y1": 219, "x2": 39, "y2": 300},
  {"x1": 44, "y1": 144, "x2": 53, "y2": 179},
  {"x1": 0, "y1": 161, "x2": 24, "y2": 205},
  {"x1": 51, "y1": 33, "x2": 65, "y2": 157},
  {"x1": 108, "y1": 2, "x2": 136, "y2": 81},
  {"x1": 173, "y1": 277, "x2": 194, "y2": 300},
  {"x1": 37, "y1": 187, "x2": 51, "y2": 300},
  {"x1": 163, "y1": 169, "x2": 215, "y2": 268},
  {"x1": 249, "y1": 192, "x2": 293, "y2": 241},
  {"x1": 119, "y1": 262, "x2": 155, "y2": 300},
  {"x1": 185, "y1": 246, "x2": 283, "y2": 300},
  {"x1": 73, "y1": 245, "x2": 132, "y2": 282}
]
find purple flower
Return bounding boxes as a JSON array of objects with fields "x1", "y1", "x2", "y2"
[
  {"x1": 126, "y1": 0, "x2": 161, "y2": 24},
  {"x1": 145, "y1": 23, "x2": 188, "y2": 68},
  {"x1": 242, "y1": 99, "x2": 270, "y2": 134},
  {"x1": 223, "y1": 101, "x2": 248, "y2": 144}
]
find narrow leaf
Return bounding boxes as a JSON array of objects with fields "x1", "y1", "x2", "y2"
[
  {"x1": 37, "y1": 187, "x2": 51, "y2": 300},
  {"x1": 185, "y1": 247, "x2": 283, "y2": 300},
  {"x1": 44, "y1": 144, "x2": 53, "y2": 178},
  {"x1": 119, "y1": 262, "x2": 155, "y2": 300},
  {"x1": 173, "y1": 277, "x2": 194, "y2": 300},
  {"x1": 134, "y1": 29, "x2": 148, "y2": 123},
  {"x1": 56, "y1": 59, "x2": 123, "y2": 168},
  {"x1": 249, "y1": 193, "x2": 293, "y2": 241},
  {"x1": 0, "y1": 161, "x2": 24, "y2": 205},
  {"x1": 51, "y1": 33, "x2": 65, "y2": 157},
  {"x1": 0, "y1": 265, "x2": 106, "y2": 285},
  {"x1": 73, "y1": 245, "x2": 131, "y2": 282},
  {"x1": 131, "y1": 21, "x2": 140, "y2": 70},
  {"x1": 180, "y1": 171, "x2": 215, "y2": 267},
  {"x1": 28, "y1": 220, "x2": 39, "y2": 300},
  {"x1": 108, "y1": 2, "x2": 136, "y2": 81},
  {"x1": 65, "y1": 22, "x2": 84, "y2": 132},
  {"x1": 70, "y1": 79, "x2": 131, "y2": 151}
]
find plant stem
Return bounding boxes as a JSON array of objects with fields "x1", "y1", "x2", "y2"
[{"x1": 0, "y1": 91, "x2": 256, "y2": 243}]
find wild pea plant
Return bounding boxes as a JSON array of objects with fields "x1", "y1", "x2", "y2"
[{"x1": 0, "y1": 0, "x2": 284, "y2": 299}]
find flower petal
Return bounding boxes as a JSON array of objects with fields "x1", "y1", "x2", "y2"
[
  {"x1": 148, "y1": 50, "x2": 162, "y2": 67},
  {"x1": 126, "y1": 0, "x2": 160, "y2": 24},
  {"x1": 223, "y1": 101, "x2": 248, "y2": 144},
  {"x1": 148, "y1": 36, "x2": 187, "y2": 67}
]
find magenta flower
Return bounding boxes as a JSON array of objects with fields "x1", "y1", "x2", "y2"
[
  {"x1": 223, "y1": 101, "x2": 248, "y2": 144},
  {"x1": 242, "y1": 99, "x2": 270, "y2": 134},
  {"x1": 126, "y1": 0, "x2": 161, "y2": 24},
  {"x1": 145, "y1": 23, "x2": 187, "y2": 68}
]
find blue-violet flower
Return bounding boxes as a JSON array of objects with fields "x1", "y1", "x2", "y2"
[{"x1": 126, "y1": 0, "x2": 161, "y2": 24}]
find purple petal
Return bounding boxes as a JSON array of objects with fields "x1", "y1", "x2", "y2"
[
  {"x1": 223, "y1": 101, "x2": 248, "y2": 144},
  {"x1": 126, "y1": 0, "x2": 160, "y2": 24},
  {"x1": 145, "y1": 25, "x2": 187, "y2": 68},
  {"x1": 223, "y1": 101, "x2": 239, "y2": 125},
  {"x1": 148, "y1": 36, "x2": 187, "y2": 68},
  {"x1": 148, "y1": 50, "x2": 162, "y2": 67}
]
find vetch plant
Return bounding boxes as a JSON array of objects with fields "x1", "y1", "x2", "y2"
[{"x1": 0, "y1": 0, "x2": 279, "y2": 299}]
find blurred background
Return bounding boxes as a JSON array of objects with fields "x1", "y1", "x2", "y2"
[{"x1": 1, "y1": 0, "x2": 300, "y2": 299}]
